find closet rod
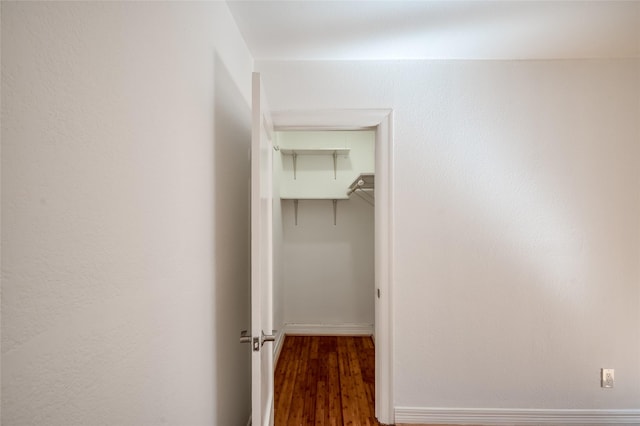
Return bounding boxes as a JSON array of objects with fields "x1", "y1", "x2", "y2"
[{"x1": 347, "y1": 173, "x2": 374, "y2": 195}]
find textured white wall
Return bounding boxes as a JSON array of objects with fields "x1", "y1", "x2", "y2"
[
  {"x1": 257, "y1": 59, "x2": 640, "y2": 410},
  {"x1": 2, "y1": 3, "x2": 253, "y2": 425}
]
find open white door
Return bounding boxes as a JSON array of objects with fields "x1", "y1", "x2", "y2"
[{"x1": 250, "y1": 72, "x2": 275, "y2": 426}]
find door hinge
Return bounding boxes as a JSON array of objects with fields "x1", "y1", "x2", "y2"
[{"x1": 253, "y1": 337, "x2": 260, "y2": 352}]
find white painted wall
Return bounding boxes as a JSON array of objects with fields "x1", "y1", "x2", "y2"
[
  {"x1": 257, "y1": 60, "x2": 640, "y2": 411},
  {"x1": 2, "y1": 3, "x2": 253, "y2": 425},
  {"x1": 281, "y1": 196, "x2": 375, "y2": 328}
]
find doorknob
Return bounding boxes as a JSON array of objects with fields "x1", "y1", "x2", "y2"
[
  {"x1": 261, "y1": 330, "x2": 277, "y2": 347},
  {"x1": 239, "y1": 330, "x2": 251, "y2": 344},
  {"x1": 241, "y1": 330, "x2": 277, "y2": 350}
]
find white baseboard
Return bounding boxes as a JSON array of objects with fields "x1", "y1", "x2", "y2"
[
  {"x1": 395, "y1": 407, "x2": 640, "y2": 425},
  {"x1": 282, "y1": 323, "x2": 374, "y2": 336}
]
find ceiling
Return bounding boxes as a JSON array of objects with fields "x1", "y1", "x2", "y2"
[{"x1": 227, "y1": 1, "x2": 640, "y2": 61}]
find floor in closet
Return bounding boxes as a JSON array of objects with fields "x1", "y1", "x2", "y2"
[{"x1": 274, "y1": 335, "x2": 379, "y2": 426}]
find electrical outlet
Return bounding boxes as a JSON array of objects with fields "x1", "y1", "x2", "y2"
[{"x1": 601, "y1": 368, "x2": 614, "y2": 388}]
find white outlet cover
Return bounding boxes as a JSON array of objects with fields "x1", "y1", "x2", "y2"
[{"x1": 601, "y1": 368, "x2": 614, "y2": 388}]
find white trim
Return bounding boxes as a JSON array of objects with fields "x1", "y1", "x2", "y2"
[
  {"x1": 262, "y1": 391, "x2": 274, "y2": 426},
  {"x1": 374, "y1": 110, "x2": 394, "y2": 425},
  {"x1": 282, "y1": 323, "x2": 374, "y2": 336},
  {"x1": 272, "y1": 109, "x2": 391, "y2": 130},
  {"x1": 273, "y1": 329, "x2": 286, "y2": 366},
  {"x1": 394, "y1": 407, "x2": 640, "y2": 425},
  {"x1": 272, "y1": 108, "x2": 395, "y2": 425}
]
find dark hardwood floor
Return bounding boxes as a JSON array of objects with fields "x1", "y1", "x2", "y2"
[{"x1": 274, "y1": 335, "x2": 380, "y2": 426}]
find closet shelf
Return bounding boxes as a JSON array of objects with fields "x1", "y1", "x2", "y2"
[
  {"x1": 281, "y1": 196, "x2": 349, "y2": 200},
  {"x1": 280, "y1": 148, "x2": 350, "y2": 179},
  {"x1": 283, "y1": 198, "x2": 344, "y2": 226},
  {"x1": 280, "y1": 148, "x2": 350, "y2": 156}
]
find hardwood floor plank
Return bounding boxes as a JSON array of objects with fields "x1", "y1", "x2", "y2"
[
  {"x1": 303, "y1": 357, "x2": 319, "y2": 424},
  {"x1": 314, "y1": 377, "x2": 326, "y2": 426},
  {"x1": 355, "y1": 337, "x2": 377, "y2": 423},
  {"x1": 327, "y1": 351, "x2": 343, "y2": 426},
  {"x1": 275, "y1": 336, "x2": 297, "y2": 424},
  {"x1": 277, "y1": 336, "x2": 298, "y2": 426},
  {"x1": 310, "y1": 335, "x2": 320, "y2": 359},
  {"x1": 337, "y1": 337, "x2": 357, "y2": 425},
  {"x1": 289, "y1": 336, "x2": 311, "y2": 425},
  {"x1": 347, "y1": 338, "x2": 373, "y2": 426}
]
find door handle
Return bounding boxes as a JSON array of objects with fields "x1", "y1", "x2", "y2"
[
  {"x1": 261, "y1": 330, "x2": 277, "y2": 347},
  {"x1": 241, "y1": 330, "x2": 277, "y2": 350},
  {"x1": 239, "y1": 330, "x2": 251, "y2": 344}
]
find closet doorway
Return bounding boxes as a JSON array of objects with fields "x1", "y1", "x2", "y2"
[
  {"x1": 273, "y1": 129, "x2": 375, "y2": 337},
  {"x1": 270, "y1": 109, "x2": 394, "y2": 424}
]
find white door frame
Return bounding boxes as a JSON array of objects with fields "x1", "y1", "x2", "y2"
[{"x1": 271, "y1": 109, "x2": 395, "y2": 424}]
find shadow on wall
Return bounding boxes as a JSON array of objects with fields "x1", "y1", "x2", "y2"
[{"x1": 212, "y1": 53, "x2": 252, "y2": 425}]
